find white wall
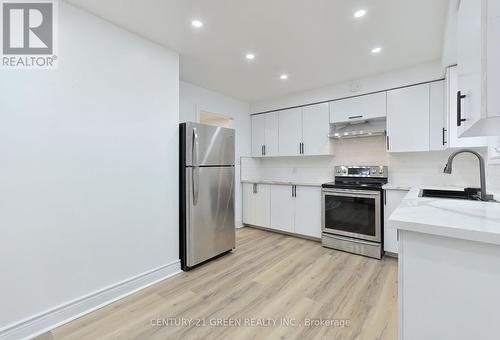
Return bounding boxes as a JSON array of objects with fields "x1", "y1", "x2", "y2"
[
  {"x1": 250, "y1": 61, "x2": 444, "y2": 113},
  {"x1": 180, "y1": 81, "x2": 251, "y2": 227},
  {"x1": 0, "y1": 2, "x2": 180, "y2": 338}
]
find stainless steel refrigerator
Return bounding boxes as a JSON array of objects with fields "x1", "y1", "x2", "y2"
[{"x1": 180, "y1": 122, "x2": 235, "y2": 271}]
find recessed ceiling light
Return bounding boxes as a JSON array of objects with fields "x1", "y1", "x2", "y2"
[
  {"x1": 245, "y1": 53, "x2": 255, "y2": 60},
  {"x1": 371, "y1": 47, "x2": 382, "y2": 54},
  {"x1": 191, "y1": 20, "x2": 203, "y2": 28},
  {"x1": 280, "y1": 74, "x2": 288, "y2": 80},
  {"x1": 354, "y1": 9, "x2": 366, "y2": 18}
]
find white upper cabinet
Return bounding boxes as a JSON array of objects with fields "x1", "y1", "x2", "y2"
[
  {"x1": 264, "y1": 112, "x2": 279, "y2": 157},
  {"x1": 294, "y1": 186, "x2": 321, "y2": 238},
  {"x1": 251, "y1": 112, "x2": 279, "y2": 157},
  {"x1": 446, "y1": 66, "x2": 488, "y2": 148},
  {"x1": 456, "y1": 0, "x2": 500, "y2": 137},
  {"x1": 329, "y1": 92, "x2": 387, "y2": 123},
  {"x1": 278, "y1": 108, "x2": 302, "y2": 156},
  {"x1": 251, "y1": 114, "x2": 266, "y2": 157},
  {"x1": 429, "y1": 80, "x2": 447, "y2": 151},
  {"x1": 387, "y1": 84, "x2": 430, "y2": 152},
  {"x1": 252, "y1": 103, "x2": 332, "y2": 158},
  {"x1": 302, "y1": 103, "x2": 331, "y2": 156}
]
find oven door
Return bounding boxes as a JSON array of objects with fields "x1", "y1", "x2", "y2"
[{"x1": 322, "y1": 188, "x2": 381, "y2": 243}]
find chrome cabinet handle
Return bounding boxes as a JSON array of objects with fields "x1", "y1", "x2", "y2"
[{"x1": 348, "y1": 115, "x2": 363, "y2": 119}]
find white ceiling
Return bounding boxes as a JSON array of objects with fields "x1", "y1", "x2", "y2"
[{"x1": 66, "y1": 0, "x2": 450, "y2": 103}]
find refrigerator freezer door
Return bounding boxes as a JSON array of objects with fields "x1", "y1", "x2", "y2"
[
  {"x1": 184, "y1": 122, "x2": 235, "y2": 167},
  {"x1": 186, "y1": 166, "x2": 235, "y2": 267}
]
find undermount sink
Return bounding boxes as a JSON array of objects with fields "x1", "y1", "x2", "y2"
[{"x1": 419, "y1": 188, "x2": 481, "y2": 201}]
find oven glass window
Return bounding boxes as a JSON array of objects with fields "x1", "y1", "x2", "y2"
[{"x1": 324, "y1": 194, "x2": 376, "y2": 237}]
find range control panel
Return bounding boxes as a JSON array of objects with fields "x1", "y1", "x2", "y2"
[{"x1": 334, "y1": 166, "x2": 388, "y2": 178}]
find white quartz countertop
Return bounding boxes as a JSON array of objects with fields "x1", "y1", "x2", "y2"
[
  {"x1": 241, "y1": 179, "x2": 326, "y2": 187},
  {"x1": 382, "y1": 183, "x2": 411, "y2": 191},
  {"x1": 390, "y1": 187, "x2": 500, "y2": 246}
]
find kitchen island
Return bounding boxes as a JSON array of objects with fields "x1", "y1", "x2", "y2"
[{"x1": 390, "y1": 188, "x2": 500, "y2": 340}]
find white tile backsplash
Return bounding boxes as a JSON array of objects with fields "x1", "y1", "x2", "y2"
[{"x1": 241, "y1": 136, "x2": 500, "y2": 195}]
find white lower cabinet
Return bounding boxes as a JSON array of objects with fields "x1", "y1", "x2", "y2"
[
  {"x1": 270, "y1": 184, "x2": 295, "y2": 233},
  {"x1": 242, "y1": 183, "x2": 270, "y2": 228},
  {"x1": 294, "y1": 186, "x2": 322, "y2": 238},
  {"x1": 243, "y1": 183, "x2": 322, "y2": 239},
  {"x1": 383, "y1": 189, "x2": 409, "y2": 255}
]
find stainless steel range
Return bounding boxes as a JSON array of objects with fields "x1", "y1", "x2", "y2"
[{"x1": 321, "y1": 166, "x2": 388, "y2": 259}]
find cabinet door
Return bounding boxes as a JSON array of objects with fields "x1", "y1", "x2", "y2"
[
  {"x1": 383, "y1": 189, "x2": 408, "y2": 254},
  {"x1": 429, "y1": 81, "x2": 447, "y2": 151},
  {"x1": 270, "y1": 185, "x2": 295, "y2": 233},
  {"x1": 457, "y1": 0, "x2": 483, "y2": 135},
  {"x1": 387, "y1": 84, "x2": 430, "y2": 152},
  {"x1": 242, "y1": 183, "x2": 254, "y2": 225},
  {"x1": 302, "y1": 103, "x2": 332, "y2": 156},
  {"x1": 278, "y1": 108, "x2": 302, "y2": 156},
  {"x1": 251, "y1": 115, "x2": 266, "y2": 157},
  {"x1": 294, "y1": 186, "x2": 322, "y2": 238},
  {"x1": 329, "y1": 92, "x2": 387, "y2": 123},
  {"x1": 264, "y1": 113, "x2": 279, "y2": 157},
  {"x1": 254, "y1": 184, "x2": 271, "y2": 227},
  {"x1": 446, "y1": 66, "x2": 488, "y2": 148}
]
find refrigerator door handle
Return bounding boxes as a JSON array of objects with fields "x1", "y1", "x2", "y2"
[
  {"x1": 192, "y1": 127, "x2": 199, "y2": 166},
  {"x1": 193, "y1": 167, "x2": 199, "y2": 205}
]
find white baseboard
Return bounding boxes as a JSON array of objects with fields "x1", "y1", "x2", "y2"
[{"x1": 0, "y1": 260, "x2": 181, "y2": 340}]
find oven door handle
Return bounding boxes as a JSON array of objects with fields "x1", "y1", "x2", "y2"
[{"x1": 322, "y1": 189, "x2": 380, "y2": 196}]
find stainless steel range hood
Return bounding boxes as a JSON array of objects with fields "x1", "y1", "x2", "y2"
[{"x1": 329, "y1": 118, "x2": 386, "y2": 139}]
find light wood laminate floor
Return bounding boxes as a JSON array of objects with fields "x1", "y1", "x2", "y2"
[{"x1": 40, "y1": 227, "x2": 398, "y2": 340}]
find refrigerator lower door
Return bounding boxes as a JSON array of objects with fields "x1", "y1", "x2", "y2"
[{"x1": 186, "y1": 166, "x2": 235, "y2": 267}]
